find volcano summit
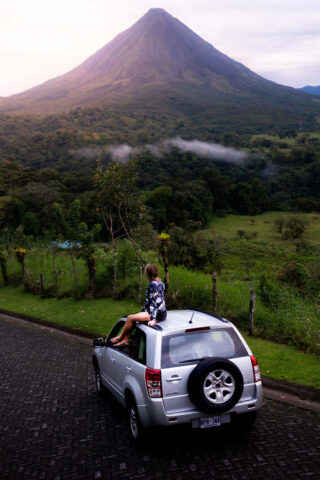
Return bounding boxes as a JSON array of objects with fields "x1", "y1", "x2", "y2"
[{"x1": 0, "y1": 8, "x2": 318, "y2": 127}]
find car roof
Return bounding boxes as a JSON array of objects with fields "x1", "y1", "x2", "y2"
[{"x1": 138, "y1": 309, "x2": 232, "y2": 335}]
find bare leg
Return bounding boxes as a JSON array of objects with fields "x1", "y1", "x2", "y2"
[{"x1": 111, "y1": 312, "x2": 150, "y2": 347}]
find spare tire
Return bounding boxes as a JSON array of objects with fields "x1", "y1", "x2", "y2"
[{"x1": 188, "y1": 357, "x2": 244, "y2": 413}]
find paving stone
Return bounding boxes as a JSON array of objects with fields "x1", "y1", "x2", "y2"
[{"x1": 0, "y1": 316, "x2": 319, "y2": 480}]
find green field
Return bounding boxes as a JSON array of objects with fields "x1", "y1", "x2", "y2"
[
  {"x1": 207, "y1": 212, "x2": 320, "y2": 246},
  {"x1": 204, "y1": 212, "x2": 320, "y2": 280},
  {"x1": 0, "y1": 286, "x2": 319, "y2": 388}
]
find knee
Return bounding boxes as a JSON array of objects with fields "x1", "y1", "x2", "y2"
[{"x1": 126, "y1": 315, "x2": 135, "y2": 324}]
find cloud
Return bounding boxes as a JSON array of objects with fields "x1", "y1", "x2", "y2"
[
  {"x1": 163, "y1": 138, "x2": 247, "y2": 164},
  {"x1": 107, "y1": 144, "x2": 134, "y2": 163},
  {"x1": 72, "y1": 137, "x2": 248, "y2": 165},
  {"x1": 72, "y1": 137, "x2": 280, "y2": 177}
]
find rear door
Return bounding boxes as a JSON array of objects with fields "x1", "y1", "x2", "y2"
[
  {"x1": 161, "y1": 327, "x2": 250, "y2": 414},
  {"x1": 161, "y1": 331, "x2": 200, "y2": 413}
]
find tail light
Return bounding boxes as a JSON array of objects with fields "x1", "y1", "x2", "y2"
[
  {"x1": 145, "y1": 368, "x2": 162, "y2": 398},
  {"x1": 250, "y1": 355, "x2": 261, "y2": 382}
]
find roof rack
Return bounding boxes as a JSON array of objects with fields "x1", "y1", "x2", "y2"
[
  {"x1": 134, "y1": 320, "x2": 163, "y2": 331},
  {"x1": 151, "y1": 324, "x2": 163, "y2": 331},
  {"x1": 188, "y1": 309, "x2": 229, "y2": 323}
]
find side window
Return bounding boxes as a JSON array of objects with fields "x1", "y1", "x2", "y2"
[
  {"x1": 107, "y1": 321, "x2": 125, "y2": 344},
  {"x1": 107, "y1": 323, "x2": 146, "y2": 365},
  {"x1": 127, "y1": 328, "x2": 139, "y2": 359},
  {"x1": 127, "y1": 329, "x2": 147, "y2": 364},
  {"x1": 137, "y1": 331, "x2": 147, "y2": 365}
]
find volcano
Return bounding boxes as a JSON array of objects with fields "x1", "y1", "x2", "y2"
[{"x1": 0, "y1": 8, "x2": 319, "y2": 124}]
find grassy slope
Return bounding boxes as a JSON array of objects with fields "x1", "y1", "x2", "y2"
[
  {"x1": 205, "y1": 211, "x2": 320, "y2": 279},
  {"x1": 207, "y1": 212, "x2": 320, "y2": 246},
  {"x1": 0, "y1": 286, "x2": 319, "y2": 388}
]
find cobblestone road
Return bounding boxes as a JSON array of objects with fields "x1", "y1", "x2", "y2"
[{"x1": 0, "y1": 316, "x2": 319, "y2": 480}]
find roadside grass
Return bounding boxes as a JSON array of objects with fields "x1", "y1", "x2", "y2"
[
  {"x1": 0, "y1": 286, "x2": 139, "y2": 335},
  {"x1": 0, "y1": 286, "x2": 319, "y2": 388},
  {"x1": 243, "y1": 335, "x2": 320, "y2": 389}
]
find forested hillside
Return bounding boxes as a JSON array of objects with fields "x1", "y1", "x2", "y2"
[{"x1": 1, "y1": 129, "x2": 320, "y2": 237}]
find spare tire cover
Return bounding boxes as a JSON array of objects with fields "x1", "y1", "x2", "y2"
[{"x1": 187, "y1": 357, "x2": 244, "y2": 413}]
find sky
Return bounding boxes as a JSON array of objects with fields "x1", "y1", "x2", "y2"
[{"x1": 1, "y1": 0, "x2": 320, "y2": 97}]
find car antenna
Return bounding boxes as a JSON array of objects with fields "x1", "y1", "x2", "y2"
[{"x1": 189, "y1": 313, "x2": 194, "y2": 324}]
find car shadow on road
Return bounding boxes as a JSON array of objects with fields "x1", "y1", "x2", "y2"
[{"x1": 97, "y1": 391, "x2": 255, "y2": 455}]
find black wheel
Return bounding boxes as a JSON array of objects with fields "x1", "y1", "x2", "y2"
[
  {"x1": 188, "y1": 357, "x2": 244, "y2": 413},
  {"x1": 127, "y1": 399, "x2": 146, "y2": 443},
  {"x1": 94, "y1": 364, "x2": 106, "y2": 397}
]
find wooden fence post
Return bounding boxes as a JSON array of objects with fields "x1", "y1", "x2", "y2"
[
  {"x1": 212, "y1": 271, "x2": 218, "y2": 312},
  {"x1": 249, "y1": 288, "x2": 256, "y2": 336},
  {"x1": 40, "y1": 273, "x2": 45, "y2": 295},
  {"x1": 157, "y1": 233, "x2": 170, "y2": 294},
  {"x1": 0, "y1": 253, "x2": 9, "y2": 285}
]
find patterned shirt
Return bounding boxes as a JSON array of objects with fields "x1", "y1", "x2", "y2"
[{"x1": 141, "y1": 280, "x2": 166, "y2": 320}]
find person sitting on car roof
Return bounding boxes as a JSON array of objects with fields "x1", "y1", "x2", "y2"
[{"x1": 110, "y1": 263, "x2": 167, "y2": 347}]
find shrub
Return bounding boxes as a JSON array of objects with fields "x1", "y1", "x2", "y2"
[
  {"x1": 278, "y1": 263, "x2": 309, "y2": 291},
  {"x1": 167, "y1": 225, "x2": 224, "y2": 272},
  {"x1": 273, "y1": 216, "x2": 286, "y2": 234},
  {"x1": 295, "y1": 241, "x2": 317, "y2": 256},
  {"x1": 282, "y1": 216, "x2": 307, "y2": 240},
  {"x1": 244, "y1": 231, "x2": 258, "y2": 240},
  {"x1": 278, "y1": 262, "x2": 320, "y2": 300},
  {"x1": 256, "y1": 274, "x2": 281, "y2": 309}
]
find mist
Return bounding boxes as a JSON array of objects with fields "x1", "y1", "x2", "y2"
[
  {"x1": 71, "y1": 137, "x2": 276, "y2": 175},
  {"x1": 163, "y1": 138, "x2": 247, "y2": 164}
]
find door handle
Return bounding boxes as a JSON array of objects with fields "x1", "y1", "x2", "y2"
[
  {"x1": 126, "y1": 366, "x2": 132, "y2": 373},
  {"x1": 166, "y1": 376, "x2": 182, "y2": 382},
  {"x1": 111, "y1": 357, "x2": 115, "y2": 364}
]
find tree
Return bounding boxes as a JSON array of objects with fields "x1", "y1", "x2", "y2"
[
  {"x1": 115, "y1": 159, "x2": 149, "y2": 302},
  {"x1": 96, "y1": 159, "x2": 148, "y2": 301},
  {"x1": 95, "y1": 162, "x2": 124, "y2": 295},
  {"x1": 3, "y1": 198, "x2": 25, "y2": 229},
  {"x1": 0, "y1": 247, "x2": 8, "y2": 285},
  {"x1": 77, "y1": 222, "x2": 101, "y2": 299},
  {"x1": 22, "y1": 212, "x2": 40, "y2": 236},
  {"x1": 15, "y1": 247, "x2": 28, "y2": 290},
  {"x1": 157, "y1": 233, "x2": 170, "y2": 293},
  {"x1": 66, "y1": 199, "x2": 101, "y2": 299},
  {"x1": 145, "y1": 186, "x2": 173, "y2": 231}
]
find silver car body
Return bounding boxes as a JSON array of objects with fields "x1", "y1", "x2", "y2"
[{"x1": 93, "y1": 310, "x2": 263, "y2": 428}]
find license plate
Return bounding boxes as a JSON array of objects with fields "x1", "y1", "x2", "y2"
[{"x1": 199, "y1": 416, "x2": 221, "y2": 429}]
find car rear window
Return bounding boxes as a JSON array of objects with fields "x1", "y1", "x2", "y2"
[{"x1": 161, "y1": 328, "x2": 248, "y2": 368}]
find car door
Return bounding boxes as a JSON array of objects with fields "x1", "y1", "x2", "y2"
[
  {"x1": 99, "y1": 321, "x2": 125, "y2": 398},
  {"x1": 109, "y1": 327, "x2": 143, "y2": 394},
  {"x1": 101, "y1": 325, "x2": 141, "y2": 402}
]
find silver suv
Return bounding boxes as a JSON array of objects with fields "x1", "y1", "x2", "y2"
[{"x1": 93, "y1": 310, "x2": 263, "y2": 441}]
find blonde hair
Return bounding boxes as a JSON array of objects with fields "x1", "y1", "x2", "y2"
[{"x1": 145, "y1": 264, "x2": 159, "y2": 281}]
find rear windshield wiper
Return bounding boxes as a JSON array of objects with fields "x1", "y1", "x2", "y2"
[{"x1": 179, "y1": 357, "x2": 204, "y2": 363}]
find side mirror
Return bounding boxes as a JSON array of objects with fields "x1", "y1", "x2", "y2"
[{"x1": 93, "y1": 337, "x2": 106, "y2": 347}]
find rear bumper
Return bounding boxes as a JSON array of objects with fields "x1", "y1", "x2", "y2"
[{"x1": 138, "y1": 381, "x2": 263, "y2": 428}]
